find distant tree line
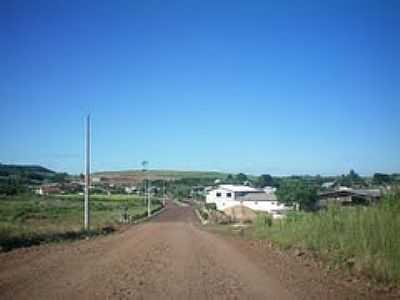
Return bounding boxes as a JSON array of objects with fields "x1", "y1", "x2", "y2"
[
  {"x1": 0, "y1": 164, "x2": 69, "y2": 196},
  {"x1": 372, "y1": 173, "x2": 400, "y2": 185}
]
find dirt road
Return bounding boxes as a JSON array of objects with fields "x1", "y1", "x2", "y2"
[{"x1": 0, "y1": 202, "x2": 391, "y2": 299}]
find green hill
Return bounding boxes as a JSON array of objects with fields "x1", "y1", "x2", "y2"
[
  {"x1": 94, "y1": 169, "x2": 229, "y2": 181},
  {"x1": 0, "y1": 164, "x2": 55, "y2": 177}
]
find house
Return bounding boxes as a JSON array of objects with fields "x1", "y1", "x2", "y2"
[
  {"x1": 124, "y1": 186, "x2": 137, "y2": 194},
  {"x1": 317, "y1": 188, "x2": 381, "y2": 208},
  {"x1": 206, "y1": 184, "x2": 291, "y2": 218},
  {"x1": 92, "y1": 176, "x2": 101, "y2": 183},
  {"x1": 263, "y1": 186, "x2": 276, "y2": 193},
  {"x1": 321, "y1": 181, "x2": 338, "y2": 190},
  {"x1": 36, "y1": 185, "x2": 62, "y2": 195}
]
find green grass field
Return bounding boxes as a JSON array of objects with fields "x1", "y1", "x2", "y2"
[
  {"x1": 0, "y1": 194, "x2": 162, "y2": 251},
  {"x1": 253, "y1": 190, "x2": 400, "y2": 285}
]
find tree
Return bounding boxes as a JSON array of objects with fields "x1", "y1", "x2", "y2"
[
  {"x1": 225, "y1": 174, "x2": 234, "y2": 184},
  {"x1": 235, "y1": 173, "x2": 248, "y2": 184},
  {"x1": 276, "y1": 180, "x2": 317, "y2": 211},
  {"x1": 338, "y1": 169, "x2": 365, "y2": 187},
  {"x1": 53, "y1": 172, "x2": 68, "y2": 183},
  {"x1": 349, "y1": 169, "x2": 360, "y2": 181},
  {"x1": 373, "y1": 173, "x2": 392, "y2": 185},
  {"x1": 255, "y1": 174, "x2": 274, "y2": 188},
  {"x1": 171, "y1": 184, "x2": 191, "y2": 200},
  {"x1": 0, "y1": 178, "x2": 25, "y2": 195}
]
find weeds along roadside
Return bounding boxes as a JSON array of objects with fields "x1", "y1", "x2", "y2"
[{"x1": 252, "y1": 189, "x2": 400, "y2": 286}]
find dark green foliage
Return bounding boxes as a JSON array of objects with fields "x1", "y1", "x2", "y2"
[
  {"x1": 0, "y1": 164, "x2": 55, "y2": 176},
  {"x1": 276, "y1": 180, "x2": 317, "y2": 210},
  {"x1": 224, "y1": 174, "x2": 235, "y2": 184},
  {"x1": 53, "y1": 172, "x2": 68, "y2": 183},
  {"x1": 170, "y1": 184, "x2": 192, "y2": 200},
  {"x1": 255, "y1": 174, "x2": 274, "y2": 188},
  {"x1": 0, "y1": 178, "x2": 26, "y2": 195},
  {"x1": 338, "y1": 169, "x2": 366, "y2": 187},
  {"x1": 205, "y1": 203, "x2": 217, "y2": 210},
  {"x1": 0, "y1": 164, "x2": 70, "y2": 195},
  {"x1": 235, "y1": 173, "x2": 248, "y2": 183},
  {"x1": 373, "y1": 173, "x2": 396, "y2": 185}
]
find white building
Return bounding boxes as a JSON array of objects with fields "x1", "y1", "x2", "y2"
[
  {"x1": 206, "y1": 184, "x2": 291, "y2": 218},
  {"x1": 124, "y1": 186, "x2": 137, "y2": 194}
]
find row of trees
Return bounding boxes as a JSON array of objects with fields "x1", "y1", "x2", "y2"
[
  {"x1": 276, "y1": 180, "x2": 317, "y2": 211},
  {"x1": 223, "y1": 173, "x2": 274, "y2": 187}
]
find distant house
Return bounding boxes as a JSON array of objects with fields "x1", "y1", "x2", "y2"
[
  {"x1": 124, "y1": 186, "x2": 137, "y2": 194},
  {"x1": 263, "y1": 186, "x2": 277, "y2": 193},
  {"x1": 61, "y1": 182, "x2": 83, "y2": 194},
  {"x1": 92, "y1": 176, "x2": 101, "y2": 183},
  {"x1": 317, "y1": 188, "x2": 381, "y2": 208},
  {"x1": 321, "y1": 181, "x2": 338, "y2": 190},
  {"x1": 36, "y1": 185, "x2": 62, "y2": 195},
  {"x1": 206, "y1": 184, "x2": 291, "y2": 218}
]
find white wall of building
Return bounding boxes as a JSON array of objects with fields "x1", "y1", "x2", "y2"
[{"x1": 206, "y1": 185, "x2": 291, "y2": 218}]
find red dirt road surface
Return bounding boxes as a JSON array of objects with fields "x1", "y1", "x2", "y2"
[{"x1": 0, "y1": 202, "x2": 393, "y2": 299}]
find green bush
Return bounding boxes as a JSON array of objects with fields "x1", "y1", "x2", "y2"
[{"x1": 205, "y1": 203, "x2": 217, "y2": 210}]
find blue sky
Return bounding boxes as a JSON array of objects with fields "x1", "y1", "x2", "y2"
[{"x1": 1, "y1": 0, "x2": 399, "y2": 176}]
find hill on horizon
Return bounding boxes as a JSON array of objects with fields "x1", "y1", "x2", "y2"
[
  {"x1": 94, "y1": 169, "x2": 229, "y2": 181},
  {"x1": 0, "y1": 163, "x2": 56, "y2": 177}
]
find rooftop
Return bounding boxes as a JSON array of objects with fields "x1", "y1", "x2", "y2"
[{"x1": 218, "y1": 185, "x2": 261, "y2": 192}]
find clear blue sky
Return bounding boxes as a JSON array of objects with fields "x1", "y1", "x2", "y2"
[{"x1": 1, "y1": 0, "x2": 399, "y2": 176}]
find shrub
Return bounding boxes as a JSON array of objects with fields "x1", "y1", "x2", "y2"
[{"x1": 205, "y1": 203, "x2": 217, "y2": 210}]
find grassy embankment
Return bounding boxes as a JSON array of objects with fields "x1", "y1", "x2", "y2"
[
  {"x1": 253, "y1": 190, "x2": 400, "y2": 285},
  {"x1": 0, "y1": 194, "x2": 162, "y2": 251}
]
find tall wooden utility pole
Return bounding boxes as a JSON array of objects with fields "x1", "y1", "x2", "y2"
[
  {"x1": 84, "y1": 114, "x2": 91, "y2": 230},
  {"x1": 141, "y1": 161, "x2": 151, "y2": 217},
  {"x1": 163, "y1": 181, "x2": 166, "y2": 207},
  {"x1": 147, "y1": 169, "x2": 151, "y2": 217}
]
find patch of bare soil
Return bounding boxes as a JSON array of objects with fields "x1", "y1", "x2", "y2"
[{"x1": 0, "y1": 202, "x2": 397, "y2": 299}]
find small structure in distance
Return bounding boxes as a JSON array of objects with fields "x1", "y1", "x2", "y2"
[{"x1": 206, "y1": 184, "x2": 292, "y2": 219}]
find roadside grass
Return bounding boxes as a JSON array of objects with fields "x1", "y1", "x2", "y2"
[
  {"x1": 0, "y1": 194, "x2": 162, "y2": 251},
  {"x1": 253, "y1": 190, "x2": 400, "y2": 285}
]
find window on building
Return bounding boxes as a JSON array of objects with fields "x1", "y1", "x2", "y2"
[
  {"x1": 216, "y1": 192, "x2": 222, "y2": 197},
  {"x1": 226, "y1": 193, "x2": 232, "y2": 198}
]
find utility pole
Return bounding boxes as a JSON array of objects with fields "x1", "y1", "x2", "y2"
[
  {"x1": 163, "y1": 181, "x2": 166, "y2": 207},
  {"x1": 141, "y1": 161, "x2": 151, "y2": 217},
  {"x1": 84, "y1": 114, "x2": 91, "y2": 231},
  {"x1": 147, "y1": 169, "x2": 151, "y2": 217}
]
